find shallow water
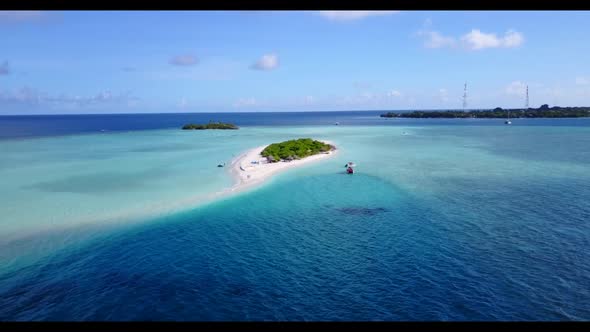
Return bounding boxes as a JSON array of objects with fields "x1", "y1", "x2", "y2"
[{"x1": 0, "y1": 116, "x2": 589, "y2": 320}]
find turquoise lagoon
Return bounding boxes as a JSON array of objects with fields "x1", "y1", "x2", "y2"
[{"x1": 0, "y1": 120, "x2": 589, "y2": 320}]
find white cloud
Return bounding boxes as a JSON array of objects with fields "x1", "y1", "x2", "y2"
[
  {"x1": 416, "y1": 22, "x2": 524, "y2": 51},
  {"x1": 250, "y1": 54, "x2": 279, "y2": 71},
  {"x1": 505, "y1": 81, "x2": 527, "y2": 97},
  {"x1": 502, "y1": 29, "x2": 525, "y2": 47},
  {"x1": 169, "y1": 55, "x2": 198, "y2": 66},
  {"x1": 461, "y1": 29, "x2": 524, "y2": 50},
  {"x1": 387, "y1": 90, "x2": 402, "y2": 97},
  {"x1": 0, "y1": 61, "x2": 9, "y2": 75},
  {"x1": 233, "y1": 97, "x2": 257, "y2": 108},
  {"x1": 416, "y1": 19, "x2": 456, "y2": 49},
  {"x1": 148, "y1": 59, "x2": 239, "y2": 81},
  {"x1": 461, "y1": 30, "x2": 500, "y2": 49},
  {"x1": 420, "y1": 30, "x2": 456, "y2": 49},
  {"x1": 575, "y1": 77, "x2": 589, "y2": 85},
  {"x1": 316, "y1": 11, "x2": 399, "y2": 21}
]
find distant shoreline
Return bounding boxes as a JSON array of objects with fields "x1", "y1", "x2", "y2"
[{"x1": 381, "y1": 106, "x2": 590, "y2": 119}]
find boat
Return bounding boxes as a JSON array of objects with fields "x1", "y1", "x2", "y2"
[
  {"x1": 344, "y1": 162, "x2": 356, "y2": 168},
  {"x1": 345, "y1": 161, "x2": 355, "y2": 174},
  {"x1": 505, "y1": 110, "x2": 512, "y2": 125},
  {"x1": 217, "y1": 162, "x2": 226, "y2": 167},
  {"x1": 334, "y1": 122, "x2": 340, "y2": 125}
]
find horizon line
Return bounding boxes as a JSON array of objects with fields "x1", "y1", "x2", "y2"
[{"x1": 0, "y1": 107, "x2": 553, "y2": 117}]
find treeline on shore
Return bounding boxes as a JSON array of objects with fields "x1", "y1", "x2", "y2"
[
  {"x1": 182, "y1": 121, "x2": 239, "y2": 130},
  {"x1": 261, "y1": 138, "x2": 334, "y2": 163},
  {"x1": 380, "y1": 105, "x2": 590, "y2": 119}
]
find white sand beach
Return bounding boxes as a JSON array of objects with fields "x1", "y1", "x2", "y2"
[{"x1": 226, "y1": 140, "x2": 337, "y2": 193}]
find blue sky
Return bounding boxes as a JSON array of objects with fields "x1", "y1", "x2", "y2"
[{"x1": 1, "y1": 10, "x2": 590, "y2": 114}]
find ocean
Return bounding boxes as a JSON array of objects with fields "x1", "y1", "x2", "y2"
[{"x1": 0, "y1": 112, "x2": 589, "y2": 320}]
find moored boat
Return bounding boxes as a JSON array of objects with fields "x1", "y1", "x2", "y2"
[
  {"x1": 344, "y1": 162, "x2": 356, "y2": 168},
  {"x1": 345, "y1": 161, "x2": 355, "y2": 174}
]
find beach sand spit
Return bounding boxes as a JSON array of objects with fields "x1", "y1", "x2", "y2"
[{"x1": 226, "y1": 140, "x2": 337, "y2": 194}]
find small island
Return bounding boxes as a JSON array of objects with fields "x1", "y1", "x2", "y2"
[
  {"x1": 380, "y1": 104, "x2": 590, "y2": 119},
  {"x1": 229, "y1": 138, "x2": 337, "y2": 192},
  {"x1": 182, "y1": 121, "x2": 239, "y2": 130},
  {"x1": 261, "y1": 138, "x2": 335, "y2": 163}
]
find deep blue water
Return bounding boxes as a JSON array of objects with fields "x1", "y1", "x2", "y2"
[
  {"x1": 0, "y1": 113, "x2": 589, "y2": 321},
  {"x1": 1, "y1": 111, "x2": 589, "y2": 140},
  {"x1": 1, "y1": 172, "x2": 588, "y2": 320}
]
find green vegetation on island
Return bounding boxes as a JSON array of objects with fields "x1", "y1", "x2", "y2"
[
  {"x1": 182, "y1": 121, "x2": 239, "y2": 130},
  {"x1": 261, "y1": 138, "x2": 335, "y2": 163},
  {"x1": 380, "y1": 104, "x2": 590, "y2": 119}
]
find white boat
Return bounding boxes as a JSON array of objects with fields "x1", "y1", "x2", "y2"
[
  {"x1": 334, "y1": 122, "x2": 340, "y2": 125},
  {"x1": 344, "y1": 161, "x2": 356, "y2": 174}
]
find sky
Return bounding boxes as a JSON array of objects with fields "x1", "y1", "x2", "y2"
[{"x1": 1, "y1": 10, "x2": 590, "y2": 114}]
